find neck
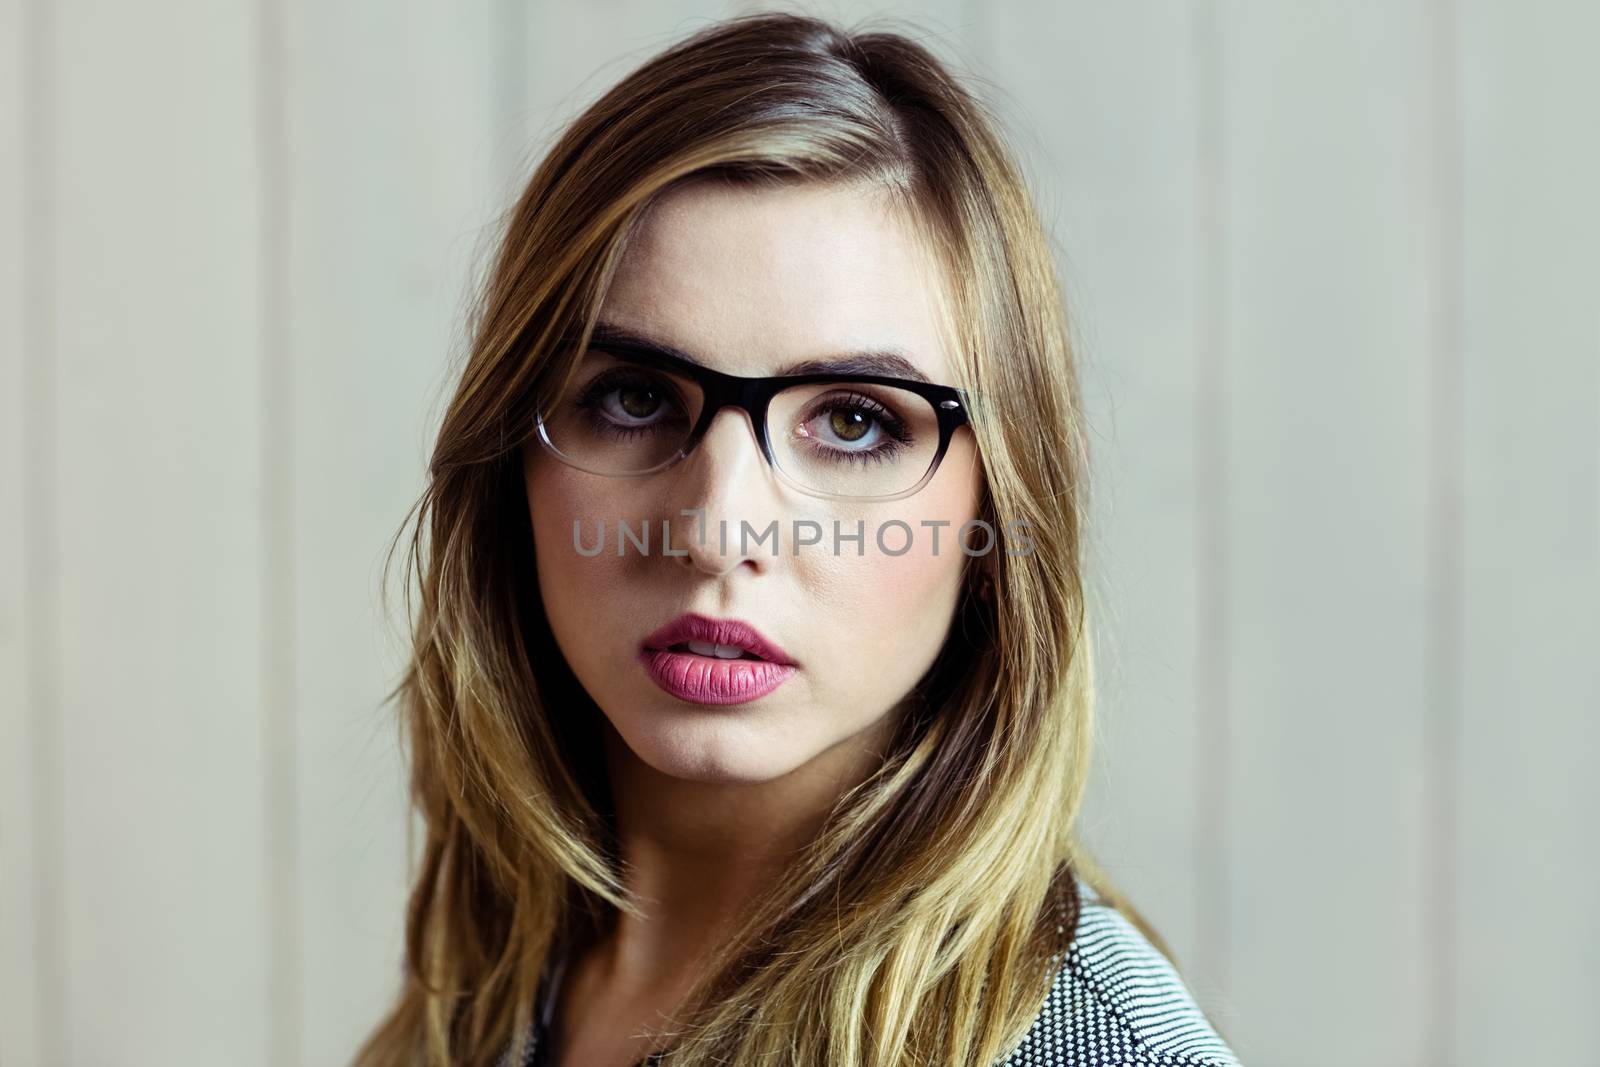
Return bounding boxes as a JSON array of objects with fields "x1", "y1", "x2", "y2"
[{"x1": 588, "y1": 712, "x2": 896, "y2": 990}]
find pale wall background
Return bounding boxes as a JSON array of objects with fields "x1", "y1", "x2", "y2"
[{"x1": 3, "y1": 1, "x2": 1596, "y2": 1065}]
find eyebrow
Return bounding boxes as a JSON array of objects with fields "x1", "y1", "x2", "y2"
[{"x1": 588, "y1": 318, "x2": 934, "y2": 384}]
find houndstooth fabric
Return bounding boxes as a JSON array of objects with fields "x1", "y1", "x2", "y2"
[
  {"x1": 500, "y1": 874, "x2": 1244, "y2": 1066},
  {"x1": 998, "y1": 877, "x2": 1243, "y2": 1066}
]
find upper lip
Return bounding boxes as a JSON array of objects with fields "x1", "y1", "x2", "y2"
[{"x1": 640, "y1": 613, "x2": 796, "y2": 666}]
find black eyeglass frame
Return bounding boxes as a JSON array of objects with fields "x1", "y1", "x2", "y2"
[{"x1": 534, "y1": 337, "x2": 975, "y2": 503}]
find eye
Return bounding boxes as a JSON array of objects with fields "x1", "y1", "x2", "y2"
[
  {"x1": 608, "y1": 381, "x2": 666, "y2": 422},
  {"x1": 796, "y1": 391, "x2": 912, "y2": 457},
  {"x1": 575, "y1": 369, "x2": 687, "y2": 433},
  {"x1": 826, "y1": 407, "x2": 872, "y2": 442}
]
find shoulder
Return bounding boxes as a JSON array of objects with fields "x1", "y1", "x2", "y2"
[{"x1": 1000, "y1": 876, "x2": 1245, "y2": 1067}]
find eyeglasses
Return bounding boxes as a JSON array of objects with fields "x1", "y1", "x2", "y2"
[{"x1": 533, "y1": 335, "x2": 973, "y2": 502}]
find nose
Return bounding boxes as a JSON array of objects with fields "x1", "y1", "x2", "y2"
[{"x1": 665, "y1": 406, "x2": 783, "y2": 576}]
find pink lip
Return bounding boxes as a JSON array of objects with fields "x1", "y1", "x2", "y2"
[{"x1": 638, "y1": 613, "x2": 798, "y2": 706}]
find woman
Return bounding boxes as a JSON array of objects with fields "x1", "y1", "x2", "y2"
[{"x1": 355, "y1": 12, "x2": 1244, "y2": 1067}]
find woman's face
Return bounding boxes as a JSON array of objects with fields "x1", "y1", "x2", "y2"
[{"x1": 522, "y1": 179, "x2": 983, "y2": 785}]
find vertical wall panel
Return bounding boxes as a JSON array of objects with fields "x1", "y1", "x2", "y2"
[
  {"x1": 975, "y1": 0, "x2": 1225, "y2": 1028},
  {"x1": 48, "y1": 0, "x2": 272, "y2": 1063},
  {"x1": 1454, "y1": 0, "x2": 1600, "y2": 1062},
  {"x1": 1218, "y1": 3, "x2": 1437, "y2": 1063},
  {"x1": 1, "y1": 0, "x2": 41, "y2": 1061},
  {"x1": 7, "y1": 4, "x2": 1599, "y2": 1065},
  {"x1": 281, "y1": 4, "x2": 500, "y2": 1062}
]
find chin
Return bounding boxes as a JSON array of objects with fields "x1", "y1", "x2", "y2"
[{"x1": 613, "y1": 710, "x2": 817, "y2": 785}]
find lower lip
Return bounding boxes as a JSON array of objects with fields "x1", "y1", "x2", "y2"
[{"x1": 638, "y1": 647, "x2": 797, "y2": 705}]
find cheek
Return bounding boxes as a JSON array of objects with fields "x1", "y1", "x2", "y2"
[
  {"x1": 523, "y1": 451, "x2": 638, "y2": 659},
  {"x1": 807, "y1": 552, "x2": 959, "y2": 683},
  {"x1": 804, "y1": 444, "x2": 983, "y2": 685},
  {"x1": 526, "y1": 453, "x2": 577, "y2": 587}
]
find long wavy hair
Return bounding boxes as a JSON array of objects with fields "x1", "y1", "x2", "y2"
[{"x1": 354, "y1": 11, "x2": 1173, "y2": 1067}]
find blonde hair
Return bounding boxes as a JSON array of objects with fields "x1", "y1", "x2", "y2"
[{"x1": 356, "y1": 11, "x2": 1171, "y2": 1066}]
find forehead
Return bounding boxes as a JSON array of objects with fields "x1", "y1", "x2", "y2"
[{"x1": 598, "y1": 179, "x2": 958, "y2": 384}]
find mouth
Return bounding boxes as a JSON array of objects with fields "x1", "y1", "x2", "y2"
[
  {"x1": 637, "y1": 613, "x2": 798, "y2": 706},
  {"x1": 663, "y1": 640, "x2": 768, "y2": 662},
  {"x1": 639, "y1": 612, "x2": 797, "y2": 666}
]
